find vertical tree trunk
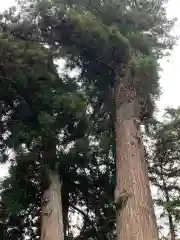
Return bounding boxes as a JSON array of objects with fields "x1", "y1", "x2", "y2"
[
  {"x1": 115, "y1": 97, "x2": 159, "y2": 240},
  {"x1": 40, "y1": 136, "x2": 64, "y2": 240},
  {"x1": 41, "y1": 169, "x2": 64, "y2": 240},
  {"x1": 168, "y1": 213, "x2": 176, "y2": 240},
  {"x1": 162, "y1": 179, "x2": 176, "y2": 240}
]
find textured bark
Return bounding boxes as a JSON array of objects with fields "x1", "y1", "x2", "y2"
[
  {"x1": 40, "y1": 170, "x2": 64, "y2": 240},
  {"x1": 115, "y1": 99, "x2": 159, "y2": 240}
]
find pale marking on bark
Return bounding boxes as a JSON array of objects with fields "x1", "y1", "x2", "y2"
[
  {"x1": 131, "y1": 118, "x2": 142, "y2": 145},
  {"x1": 42, "y1": 195, "x2": 50, "y2": 205},
  {"x1": 42, "y1": 195, "x2": 52, "y2": 216},
  {"x1": 44, "y1": 209, "x2": 52, "y2": 216}
]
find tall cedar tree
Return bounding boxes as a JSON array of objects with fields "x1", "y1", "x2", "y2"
[
  {"x1": 0, "y1": 126, "x2": 115, "y2": 239},
  {"x1": 2, "y1": 107, "x2": 180, "y2": 239},
  {"x1": 1, "y1": 1, "x2": 176, "y2": 239},
  {"x1": 0, "y1": 26, "x2": 87, "y2": 239},
  {"x1": 10, "y1": 0, "x2": 176, "y2": 239}
]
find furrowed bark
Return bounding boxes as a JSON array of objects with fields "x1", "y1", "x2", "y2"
[
  {"x1": 40, "y1": 137, "x2": 64, "y2": 240},
  {"x1": 41, "y1": 169, "x2": 64, "y2": 240},
  {"x1": 115, "y1": 77, "x2": 159, "y2": 239}
]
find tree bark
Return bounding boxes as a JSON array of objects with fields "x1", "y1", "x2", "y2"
[
  {"x1": 115, "y1": 97, "x2": 159, "y2": 240},
  {"x1": 41, "y1": 169, "x2": 64, "y2": 240}
]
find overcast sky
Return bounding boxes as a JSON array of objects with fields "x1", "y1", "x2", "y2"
[{"x1": 0, "y1": 0, "x2": 180, "y2": 176}]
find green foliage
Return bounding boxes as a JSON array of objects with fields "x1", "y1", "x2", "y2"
[
  {"x1": 0, "y1": 0, "x2": 177, "y2": 239},
  {"x1": 148, "y1": 108, "x2": 180, "y2": 239},
  {"x1": 12, "y1": 0, "x2": 175, "y2": 124},
  {"x1": 0, "y1": 149, "x2": 41, "y2": 239}
]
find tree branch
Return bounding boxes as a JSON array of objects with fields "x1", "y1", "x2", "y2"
[
  {"x1": 69, "y1": 204, "x2": 101, "y2": 240},
  {"x1": 0, "y1": 75, "x2": 42, "y2": 132}
]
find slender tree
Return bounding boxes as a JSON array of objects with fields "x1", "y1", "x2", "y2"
[{"x1": 148, "y1": 108, "x2": 180, "y2": 240}]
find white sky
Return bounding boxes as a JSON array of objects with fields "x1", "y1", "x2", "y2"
[
  {"x1": 0, "y1": 2, "x2": 180, "y2": 234},
  {"x1": 156, "y1": 0, "x2": 180, "y2": 118}
]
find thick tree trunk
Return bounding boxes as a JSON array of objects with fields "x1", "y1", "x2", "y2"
[
  {"x1": 115, "y1": 99, "x2": 159, "y2": 240},
  {"x1": 40, "y1": 169, "x2": 64, "y2": 240}
]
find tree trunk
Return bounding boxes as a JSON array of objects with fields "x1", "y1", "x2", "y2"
[
  {"x1": 115, "y1": 98, "x2": 159, "y2": 240},
  {"x1": 163, "y1": 180, "x2": 176, "y2": 240},
  {"x1": 62, "y1": 182, "x2": 69, "y2": 236},
  {"x1": 41, "y1": 169, "x2": 64, "y2": 240},
  {"x1": 168, "y1": 213, "x2": 176, "y2": 240}
]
